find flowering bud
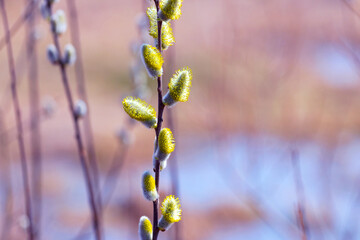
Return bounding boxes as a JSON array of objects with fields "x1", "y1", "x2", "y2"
[
  {"x1": 147, "y1": 7, "x2": 175, "y2": 50},
  {"x1": 153, "y1": 128, "x2": 175, "y2": 170},
  {"x1": 139, "y1": 216, "x2": 153, "y2": 240},
  {"x1": 74, "y1": 100, "x2": 87, "y2": 118},
  {"x1": 163, "y1": 67, "x2": 192, "y2": 107},
  {"x1": 122, "y1": 97, "x2": 157, "y2": 128},
  {"x1": 63, "y1": 44, "x2": 77, "y2": 65},
  {"x1": 159, "y1": 0, "x2": 183, "y2": 22},
  {"x1": 140, "y1": 44, "x2": 163, "y2": 78},
  {"x1": 51, "y1": 10, "x2": 67, "y2": 35},
  {"x1": 47, "y1": 44, "x2": 59, "y2": 64},
  {"x1": 158, "y1": 195, "x2": 182, "y2": 231},
  {"x1": 142, "y1": 171, "x2": 159, "y2": 201}
]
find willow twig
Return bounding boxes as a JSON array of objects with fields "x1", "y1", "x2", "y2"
[
  {"x1": 291, "y1": 150, "x2": 309, "y2": 240},
  {"x1": 25, "y1": 0, "x2": 42, "y2": 237},
  {"x1": 0, "y1": 0, "x2": 34, "y2": 239},
  {"x1": 66, "y1": 0, "x2": 102, "y2": 214},
  {"x1": 71, "y1": 122, "x2": 135, "y2": 240},
  {"x1": 0, "y1": 0, "x2": 36, "y2": 51},
  {"x1": 152, "y1": 1, "x2": 165, "y2": 239},
  {"x1": 48, "y1": 4, "x2": 102, "y2": 239}
]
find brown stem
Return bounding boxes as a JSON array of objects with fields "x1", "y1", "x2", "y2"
[
  {"x1": 0, "y1": 110, "x2": 14, "y2": 240},
  {"x1": 25, "y1": 0, "x2": 42, "y2": 238},
  {"x1": 70, "y1": 122, "x2": 135, "y2": 240},
  {"x1": 0, "y1": 0, "x2": 34, "y2": 239},
  {"x1": 48, "y1": 6, "x2": 102, "y2": 240},
  {"x1": 66, "y1": 0, "x2": 102, "y2": 215},
  {"x1": 0, "y1": 0, "x2": 35, "y2": 51},
  {"x1": 153, "y1": 1, "x2": 164, "y2": 239},
  {"x1": 291, "y1": 149, "x2": 309, "y2": 240}
]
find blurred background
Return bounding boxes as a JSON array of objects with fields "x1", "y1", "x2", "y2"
[{"x1": 0, "y1": 0, "x2": 360, "y2": 239}]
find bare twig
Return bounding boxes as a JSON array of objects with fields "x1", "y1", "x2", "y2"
[
  {"x1": 291, "y1": 149, "x2": 309, "y2": 240},
  {"x1": 340, "y1": 0, "x2": 360, "y2": 19},
  {"x1": 47, "y1": 4, "x2": 102, "y2": 239},
  {"x1": 0, "y1": 110, "x2": 14, "y2": 240},
  {"x1": 0, "y1": 0, "x2": 34, "y2": 239},
  {"x1": 66, "y1": 0, "x2": 102, "y2": 214},
  {"x1": 71, "y1": 122, "x2": 135, "y2": 240},
  {"x1": 0, "y1": 0, "x2": 36, "y2": 51},
  {"x1": 24, "y1": 0, "x2": 42, "y2": 238}
]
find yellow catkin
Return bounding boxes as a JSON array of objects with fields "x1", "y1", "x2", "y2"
[
  {"x1": 141, "y1": 44, "x2": 163, "y2": 77},
  {"x1": 122, "y1": 97, "x2": 157, "y2": 128},
  {"x1": 158, "y1": 128, "x2": 175, "y2": 154},
  {"x1": 159, "y1": 0, "x2": 183, "y2": 21},
  {"x1": 161, "y1": 195, "x2": 182, "y2": 223},
  {"x1": 169, "y1": 67, "x2": 192, "y2": 102},
  {"x1": 147, "y1": 7, "x2": 175, "y2": 50}
]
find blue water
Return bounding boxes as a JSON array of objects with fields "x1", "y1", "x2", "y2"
[{"x1": 7, "y1": 134, "x2": 360, "y2": 239}]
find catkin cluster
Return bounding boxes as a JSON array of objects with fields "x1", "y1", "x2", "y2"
[
  {"x1": 41, "y1": 0, "x2": 87, "y2": 118},
  {"x1": 122, "y1": 0, "x2": 192, "y2": 239}
]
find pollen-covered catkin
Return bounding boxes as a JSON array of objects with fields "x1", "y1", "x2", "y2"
[
  {"x1": 163, "y1": 67, "x2": 192, "y2": 106},
  {"x1": 158, "y1": 195, "x2": 182, "y2": 231},
  {"x1": 122, "y1": 97, "x2": 157, "y2": 128},
  {"x1": 140, "y1": 44, "x2": 164, "y2": 78},
  {"x1": 147, "y1": 7, "x2": 175, "y2": 50},
  {"x1": 158, "y1": 0, "x2": 183, "y2": 21}
]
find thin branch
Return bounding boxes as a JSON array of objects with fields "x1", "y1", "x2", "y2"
[
  {"x1": 48, "y1": 4, "x2": 102, "y2": 240},
  {"x1": 66, "y1": 0, "x2": 102, "y2": 215},
  {"x1": 341, "y1": 0, "x2": 360, "y2": 19},
  {"x1": 0, "y1": 110, "x2": 14, "y2": 240},
  {"x1": 25, "y1": 0, "x2": 42, "y2": 238},
  {"x1": 152, "y1": 1, "x2": 165, "y2": 239},
  {"x1": 291, "y1": 149, "x2": 309, "y2": 240},
  {"x1": 0, "y1": 1, "x2": 35, "y2": 51},
  {"x1": 70, "y1": 122, "x2": 135, "y2": 240},
  {"x1": 0, "y1": 0, "x2": 34, "y2": 239}
]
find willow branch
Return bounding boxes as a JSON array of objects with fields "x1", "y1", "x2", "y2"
[
  {"x1": 25, "y1": 0, "x2": 42, "y2": 237},
  {"x1": 66, "y1": 0, "x2": 102, "y2": 214},
  {"x1": 152, "y1": 1, "x2": 165, "y2": 239},
  {"x1": 0, "y1": 0, "x2": 34, "y2": 239},
  {"x1": 48, "y1": 5, "x2": 102, "y2": 240},
  {"x1": 0, "y1": 1, "x2": 35, "y2": 51},
  {"x1": 291, "y1": 150, "x2": 309, "y2": 240}
]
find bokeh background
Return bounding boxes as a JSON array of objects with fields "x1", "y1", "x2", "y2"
[{"x1": 0, "y1": 0, "x2": 360, "y2": 239}]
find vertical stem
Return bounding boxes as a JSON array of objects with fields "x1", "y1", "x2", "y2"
[
  {"x1": 291, "y1": 149, "x2": 309, "y2": 240},
  {"x1": 48, "y1": 6, "x2": 102, "y2": 240},
  {"x1": 0, "y1": 0, "x2": 35, "y2": 51},
  {"x1": 0, "y1": 0, "x2": 34, "y2": 239},
  {"x1": 66, "y1": 0, "x2": 102, "y2": 215},
  {"x1": 153, "y1": 1, "x2": 164, "y2": 239},
  {"x1": 25, "y1": 0, "x2": 42, "y2": 238},
  {"x1": 0, "y1": 111, "x2": 13, "y2": 240}
]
